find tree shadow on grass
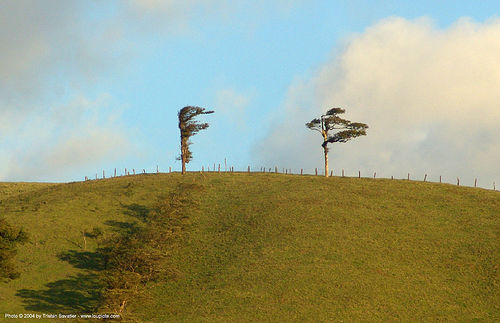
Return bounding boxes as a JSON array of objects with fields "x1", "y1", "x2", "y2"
[
  {"x1": 16, "y1": 273, "x2": 103, "y2": 313},
  {"x1": 16, "y1": 203, "x2": 152, "y2": 313},
  {"x1": 58, "y1": 250, "x2": 107, "y2": 271},
  {"x1": 103, "y1": 220, "x2": 142, "y2": 235},
  {"x1": 15, "y1": 249, "x2": 107, "y2": 313},
  {"x1": 123, "y1": 203, "x2": 151, "y2": 223}
]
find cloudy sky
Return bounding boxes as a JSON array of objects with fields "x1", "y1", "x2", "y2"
[{"x1": 0, "y1": 1, "x2": 499, "y2": 188}]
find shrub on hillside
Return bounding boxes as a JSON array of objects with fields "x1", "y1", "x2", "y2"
[{"x1": 0, "y1": 218, "x2": 28, "y2": 281}]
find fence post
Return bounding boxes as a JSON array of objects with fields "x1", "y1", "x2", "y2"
[
  {"x1": 474, "y1": 178, "x2": 477, "y2": 188},
  {"x1": 103, "y1": 170, "x2": 105, "y2": 179},
  {"x1": 330, "y1": 170, "x2": 333, "y2": 177},
  {"x1": 248, "y1": 166, "x2": 250, "y2": 173},
  {"x1": 359, "y1": 170, "x2": 361, "y2": 178},
  {"x1": 439, "y1": 175, "x2": 442, "y2": 183},
  {"x1": 408, "y1": 173, "x2": 410, "y2": 181},
  {"x1": 263, "y1": 167, "x2": 265, "y2": 173},
  {"x1": 156, "y1": 165, "x2": 159, "y2": 173},
  {"x1": 494, "y1": 182, "x2": 496, "y2": 191},
  {"x1": 391, "y1": 176, "x2": 393, "y2": 180},
  {"x1": 424, "y1": 174, "x2": 427, "y2": 182},
  {"x1": 315, "y1": 168, "x2": 318, "y2": 176},
  {"x1": 457, "y1": 177, "x2": 460, "y2": 186},
  {"x1": 114, "y1": 168, "x2": 117, "y2": 177},
  {"x1": 285, "y1": 169, "x2": 288, "y2": 175},
  {"x1": 301, "y1": 169, "x2": 303, "y2": 176}
]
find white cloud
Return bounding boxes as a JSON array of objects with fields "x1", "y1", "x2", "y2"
[
  {"x1": 0, "y1": 1, "x2": 70, "y2": 106},
  {"x1": 0, "y1": 1, "x2": 126, "y2": 106},
  {"x1": 125, "y1": 0, "x2": 306, "y2": 36},
  {"x1": 2, "y1": 129, "x2": 129, "y2": 182},
  {"x1": 253, "y1": 17, "x2": 500, "y2": 188},
  {"x1": 0, "y1": 95, "x2": 130, "y2": 181},
  {"x1": 0, "y1": 1, "x2": 132, "y2": 181},
  {"x1": 126, "y1": 0, "x2": 235, "y2": 34},
  {"x1": 214, "y1": 88, "x2": 252, "y2": 128}
]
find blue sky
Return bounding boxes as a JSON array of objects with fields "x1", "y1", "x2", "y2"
[{"x1": 1, "y1": 1, "x2": 499, "y2": 188}]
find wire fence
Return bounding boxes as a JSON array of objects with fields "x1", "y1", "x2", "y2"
[{"x1": 84, "y1": 164, "x2": 497, "y2": 191}]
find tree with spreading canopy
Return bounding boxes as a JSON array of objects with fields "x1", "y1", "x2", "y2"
[
  {"x1": 306, "y1": 108, "x2": 368, "y2": 177},
  {"x1": 177, "y1": 106, "x2": 214, "y2": 174}
]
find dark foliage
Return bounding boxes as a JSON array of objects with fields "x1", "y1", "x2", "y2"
[
  {"x1": 0, "y1": 218, "x2": 28, "y2": 281},
  {"x1": 305, "y1": 108, "x2": 368, "y2": 145}
]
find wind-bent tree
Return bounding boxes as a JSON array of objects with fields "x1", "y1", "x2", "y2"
[
  {"x1": 306, "y1": 108, "x2": 368, "y2": 177},
  {"x1": 178, "y1": 106, "x2": 214, "y2": 174}
]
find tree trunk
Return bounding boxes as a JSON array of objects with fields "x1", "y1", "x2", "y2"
[
  {"x1": 323, "y1": 145, "x2": 329, "y2": 177},
  {"x1": 321, "y1": 129, "x2": 329, "y2": 177},
  {"x1": 181, "y1": 155, "x2": 186, "y2": 174},
  {"x1": 181, "y1": 145, "x2": 186, "y2": 174}
]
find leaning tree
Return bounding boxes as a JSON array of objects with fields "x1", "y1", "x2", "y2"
[
  {"x1": 306, "y1": 108, "x2": 368, "y2": 177},
  {"x1": 177, "y1": 106, "x2": 214, "y2": 174}
]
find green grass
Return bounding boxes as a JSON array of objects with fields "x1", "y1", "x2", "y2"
[{"x1": 1, "y1": 173, "x2": 499, "y2": 321}]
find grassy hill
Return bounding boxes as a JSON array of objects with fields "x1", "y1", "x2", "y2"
[{"x1": 0, "y1": 173, "x2": 498, "y2": 321}]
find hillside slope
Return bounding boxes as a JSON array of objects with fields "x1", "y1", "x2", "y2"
[{"x1": 0, "y1": 173, "x2": 499, "y2": 321}]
